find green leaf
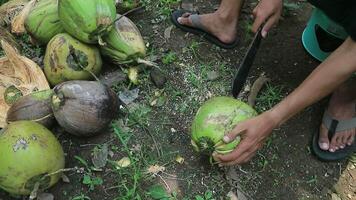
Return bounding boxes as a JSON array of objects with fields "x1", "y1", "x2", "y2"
[
  {"x1": 204, "y1": 190, "x2": 213, "y2": 199},
  {"x1": 91, "y1": 176, "x2": 103, "y2": 186},
  {"x1": 82, "y1": 174, "x2": 92, "y2": 185},
  {"x1": 75, "y1": 156, "x2": 90, "y2": 169},
  {"x1": 147, "y1": 185, "x2": 170, "y2": 200},
  {"x1": 195, "y1": 195, "x2": 204, "y2": 200}
]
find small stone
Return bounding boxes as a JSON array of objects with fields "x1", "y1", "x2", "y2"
[
  {"x1": 150, "y1": 68, "x2": 167, "y2": 89},
  {"x1": 327, "y1": 169, "x2": 334, "y2": 176},
  {"x1": 37, "y1": 193, "x2": 54, "y2": 200},
  {"x1": 331, "y1": 193, "x2": 341, "y2": 200},
  {"x1": 207, "y1": 70, "x2": 219, "y2": 81}
]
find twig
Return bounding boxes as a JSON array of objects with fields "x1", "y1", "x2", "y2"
[
  {"x1": 114, "y1": 6, "x2": 145, "y2": 23},
  {"x1": 248, "y1": 74, "x2": 270, "y2": 107},
  {"x1": 157, "y1": 174, "x2": 171, "y2": 192},
  {"x1": 142, "y1": 125, "x2": 163, "y2": 157}
]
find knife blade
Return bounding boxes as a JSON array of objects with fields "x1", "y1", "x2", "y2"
[{"x1": 232, "y1": 28, "x2": 263, "y2": 98}]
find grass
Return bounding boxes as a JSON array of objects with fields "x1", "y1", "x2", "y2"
[{"x1": 254, "y1": 83, "x2": 284, "y2": 113}]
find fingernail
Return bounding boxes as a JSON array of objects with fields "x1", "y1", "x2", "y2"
[
  {"x1": 340, "y1": 145, "x2": 345, "y2": 149},
  {"x1": 261, "y1": 30, "x2": 267, "y2": 38},
  {"x1": 329, "y1": 148, "x2": 335, "y2": 152},
  {"x1": 223, "y1": 136, "x2": 230, "y2": 142},
  {"x1": 348, "y1": 142, "x2": 352, "y2": 146},
  {"x1": 177, "y1": 17, "x2": 182, "y2": 23},
  {"x1": 319, "y1": 143, "x2": 329, "y2": 150}
]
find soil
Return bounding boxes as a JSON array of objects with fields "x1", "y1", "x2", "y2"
[{"x1": 1, "y1": 0, "x2": 355, "y2": 200}]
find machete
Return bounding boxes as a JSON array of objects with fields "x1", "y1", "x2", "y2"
[{"x1": 232, "y1": 28, "x2": 263, "y2": 98}]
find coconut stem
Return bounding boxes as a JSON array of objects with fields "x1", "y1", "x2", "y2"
[
  {"x1": 196, "y1": 137, "x2": 216, "y2": 156},
  {"x1": 136, "y1": 58, "x2": 160, "y2": 69}
]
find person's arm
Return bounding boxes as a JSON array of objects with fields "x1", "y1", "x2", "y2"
[{"x1": 214, "y1": 37, "x2": 356, "y2": 166}]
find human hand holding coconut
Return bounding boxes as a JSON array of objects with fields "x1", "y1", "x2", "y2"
[
  {"x1": 215, "y1": 37, "x2": 356, "y2": 165},
  {"x1": 213, "y1": 112, "x2": 277, "y2": 165}
]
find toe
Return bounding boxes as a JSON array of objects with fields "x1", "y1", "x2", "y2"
[
  {"x1": 318, "y1": 125, "x2": 330, "y2": 150},
  {"x1": 177, "y1": 14, "x2": 193, "y2": 26},
  {"x1": 347, "y1": 132, "x2": 355, "y2": 145},
  {"x1": 329, "y1": 134, "x2": 338, "y2": 152}
]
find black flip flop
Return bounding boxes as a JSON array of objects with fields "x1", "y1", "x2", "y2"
[
  {"x1": 171, "y1": 10, "x2": 239, "y2": 49},
  {"x1": 312, "y1": 111, "x2": 356, "y2": 161}
]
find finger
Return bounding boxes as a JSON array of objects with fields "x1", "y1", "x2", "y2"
[
  {"x1": 261, "y1": 14, "x2": 279, "y2": 38},
  {"x1": 223, "y1": 123, "x2": 247, "y2": 143},
  {"x1": 251, "y1": 11, "x2": 266, "y2": 33},
  {"x1": 216, "y1": 139, "x2": 252, "y2": 162},
  {"x1": 221, "y1": 149, "x2": 256, "y2": 166}
]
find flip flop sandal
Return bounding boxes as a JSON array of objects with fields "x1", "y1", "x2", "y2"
[
  {"x1": 312, "y1": 111, "x2": 356, "y2": 161},
  {"x1": 171, "y1": 10, "x2": 239, "y2": 49}
]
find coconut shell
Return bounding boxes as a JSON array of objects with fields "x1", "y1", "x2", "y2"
[
  {"x1": 6, "y1": 89, "x2": 54, "y2": 128},
  {"x1": 0, "y1": 0, "x2": 29, "y2": 26},
  {"x1": 0, "y1": 40, "x2": 50, "y2": 128},
  {"x1": 51, "y1": 80, "x2": 118, "y2": 137}
]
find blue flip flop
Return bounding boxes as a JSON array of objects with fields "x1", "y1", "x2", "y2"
[
  {"x1": 312, "y1": 111, "x2": 356, "y2": 161},
  {"x1": 171, "y1": 10, "x2": 239, "y2": 49}
]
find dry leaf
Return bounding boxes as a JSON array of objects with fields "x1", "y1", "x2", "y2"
[
  {"x1": 0, "y1": 40, "x2": 50, "y2": 128},
  {"x1": 146, "y1": 164, "x2": 165, "y2": 174},
  {"x1": 128, "y1": 67, "x2": 139, "y2": 85},
  {"x1": 227, "y1": 191, "x2": 238, "y2": 200},
  {"x1": 61, "y1": 174, "x2": 70, "y2": 183},
  {"x1": 116, "y1": 157, "x2": 131, "y2": 168},
  {"x1": 164, "y1": 25, "x2": 173, "y2": 40},
  {"x1": 92, "y1": 144, "x2": 109, "y2": 169},
  {"x1": 175, "y1": 155, "x2": 184, "y2": 164},
  {"x1": 0, "y1": 0, "x2": 28, "y2": 26},
  {"x1": 11, "y1": 0, "x2": 36, "y2": 34}
]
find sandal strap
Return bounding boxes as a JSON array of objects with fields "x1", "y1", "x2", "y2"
[
  {"x1": 323, "y1": 111, "x2": 356, "y2": 132},
  {"x1": 190, "y1": 14, "x2": 208, "y2": 33}
]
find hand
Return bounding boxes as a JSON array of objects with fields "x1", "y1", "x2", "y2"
[
  {"x1": 252, "y1": 0, "x2": 283, "y2": 38},
  {"x1": 213, "y1": 111, "x2": 278, "y2": 166}
]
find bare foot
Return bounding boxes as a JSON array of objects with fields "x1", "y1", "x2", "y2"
[
  {"x1": 319, "y1": 86, "x2": 356, "y2": 152},
  {"x1": 177, "y1": 12, "x2": 238, "y2": 44}
]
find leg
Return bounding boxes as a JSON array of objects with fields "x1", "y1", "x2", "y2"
[
  {"x1": 319, "y1": 79, "x2": 356, "y2": 152},
  {"x1": 177, "y1": 0, "x2": 244, "y2": 43}
]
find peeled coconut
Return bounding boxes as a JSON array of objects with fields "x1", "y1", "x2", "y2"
[
  {"x1": 43, "y1": 33, "x2": 102, "y2": 86},
  {"x1": 6, "y1": 89, "x2": 54, "y2": 128},
  {"x1": 0, "y1": 121, "x2": 65, "y2": 195},
  {"x1": 51, "y1": 80, "x2": 119, "y2": 137},
  {"x1": 191, "y1": 96, "x2": 257, "y2": 155}
]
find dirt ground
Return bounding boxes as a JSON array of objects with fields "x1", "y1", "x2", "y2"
[{"x1": 1, "y1": 0, "x2": 355, "y2": 200}]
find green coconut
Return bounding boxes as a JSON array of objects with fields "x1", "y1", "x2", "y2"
[
  {"x1": 191, "y1": 96, "x2": 257, "y2": 155},
  {"x1": 0, "y1": 121, "x2": 65, "y2": 195},
  {"x1": 58, "y1": 0, "x2": 116, "y2": 44},
  {"x1": 25, "y1": 0, "x2": 65, "y2": 45},
  {"x1": 43, "y1": 33, "x2": 102, "y2": 86}
]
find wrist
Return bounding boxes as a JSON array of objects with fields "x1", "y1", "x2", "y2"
[{"x1": 265, "y1": 108, "x2": 284, "y2": 128}]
